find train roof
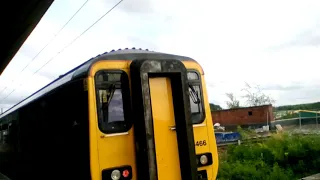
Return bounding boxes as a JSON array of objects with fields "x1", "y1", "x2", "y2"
[{"x1": 0, "y1": 49, "x2": 195, "y2": 119}]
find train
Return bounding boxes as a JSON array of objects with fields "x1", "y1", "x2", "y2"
[{"x1": 0, "y1": 48, "x2": 218, "y2": 180}]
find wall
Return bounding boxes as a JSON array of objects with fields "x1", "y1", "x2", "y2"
[{"x1": 211, "y1": 105, "x2": 274, "y2": 128}]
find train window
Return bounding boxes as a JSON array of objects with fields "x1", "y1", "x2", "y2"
[
  {"x1": 187, "y1": 71, "x2": 205, "y2": 124},
  {"x1": 187, "y1": 72, "x2": 199, "y2": 80},
  {"x1": 95, "y1": 70, "x2": 132, "y2": 134},
  {"x1": 107, "y1": 89, "x2": 125, "y2": 122}
]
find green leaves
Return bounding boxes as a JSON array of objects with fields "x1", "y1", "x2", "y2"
[
  {"x1": 209, "y1": 103, "x2": 223, "y2": 111},
  {"x1": 217, "y1": 134, "x2": 320, "y2": 179}
]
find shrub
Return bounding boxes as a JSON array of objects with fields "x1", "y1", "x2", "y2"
[{"x1": 217, "y1": 133, "x2": 320, "y2": 179}]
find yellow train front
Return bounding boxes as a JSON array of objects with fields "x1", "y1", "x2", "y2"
[{"x1": 0, "y1": 49, "x2": 218, "y2": 180}]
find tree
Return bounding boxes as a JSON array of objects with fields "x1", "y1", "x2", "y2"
[
  {"x1": 275, "y1": 102, "x2": 320, "y2": 111},
  {"x1": 242, "y1": 82, "x2": 275, "y2": 107},
  {"x1": 225, "y1": 93, "x2": 240, "y2": 109},
  {"x1": 210, "y1": 103, "x2": 223, "y2": 111}
]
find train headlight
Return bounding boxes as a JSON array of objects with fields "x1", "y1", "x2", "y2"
[
  {"x1": 200, "y1": 155, "x2": 208, "y2": 165},
  {"x1": 102, "y1": 165, "x2": 132, "y2": 180},
  {"x1": 196, "y1": 153, "x2": 213, "y2": 167},
  {"x1": 111, "y1": 169, "x2": 121, "y2": 180}
]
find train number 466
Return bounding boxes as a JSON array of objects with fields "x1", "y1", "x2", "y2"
[{"x1": 195, "y1": 140, "x2": 207, "y2": 146}]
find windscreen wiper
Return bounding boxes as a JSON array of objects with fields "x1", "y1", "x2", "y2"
[
  {"x1": 101, "y1": 83, "x2": 116, "y2": 110},
  {"x1": 188, "y1": 83, "x2": 200, "y2": 104},
  {"x1": 106, "y1": 83, "x2": 116, "y2": 106}
]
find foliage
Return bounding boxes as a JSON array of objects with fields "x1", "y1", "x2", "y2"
[
  {"x1": 236, "y1": 126, "x2": 256, "y2": 140},
  {"x1": 225, "y1": 82, "x2": 275, "y2": 109},
  {"x1": 210, "y1": 103, "x2": 223, "y2": 111},
  {"x1": 225, "y1": 93, "x2": 240, "y2": 109},
  {"x1": 275, "y1": 110, "x2": 299, "y2": 120},
  {"x1": 275, "y1": 102, "x2": 320, "y2": 111},
  {"x1": 217, "y1": 134, "x2": 320, "y2": 180},
  {"x1": 242, "y1": 82, "x2": 275, "y2": 107}
]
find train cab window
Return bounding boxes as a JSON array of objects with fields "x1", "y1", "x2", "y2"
[
  {"x1": 187, "y1": 71, "x2": 205, "y2": 124},
  {"x1": 107, "y1": 89, "x2": 125, "y2": 122},
  {"x1": 95, "y1": 70, "x2": 132, "y2": 134}
]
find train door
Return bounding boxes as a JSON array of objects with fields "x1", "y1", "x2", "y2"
[
  {"x1": 130, "y1": 59, "x2": 198, "y2": 180},
  {"x1": 149, "y1": 77, "x2": 181, "y2": 179}
]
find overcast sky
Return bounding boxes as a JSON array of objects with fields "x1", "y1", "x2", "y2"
[{"x1": 1, "y1": 0, "x2": 320, "y2": 111}]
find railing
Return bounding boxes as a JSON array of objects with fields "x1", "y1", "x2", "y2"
[
  {"x1": 273, "y1": 116, "x2": 319, "y2": 129},
  {"x1": 217, "y1": 135, "x2": 271, "y2": 147}
]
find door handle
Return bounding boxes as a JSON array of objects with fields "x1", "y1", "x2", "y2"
[{"x1": 169, "y1": 123, "x2": 205, "y2": 131}]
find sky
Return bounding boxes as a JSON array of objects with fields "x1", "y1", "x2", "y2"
[{"x1": 1, "y1": 0, "x2": 320, "y2": 111}]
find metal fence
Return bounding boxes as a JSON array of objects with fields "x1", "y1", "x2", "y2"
[{"x1": 271, "y1": 116, "x2": 319, "y2": 129}]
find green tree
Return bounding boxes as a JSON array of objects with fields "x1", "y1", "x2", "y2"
[
  {"x1": 275, "y1": 102, "x2": 320, "y2": 111},
  {"x1": 209, "y1": 103, "x2": 223, "y2": 111}
]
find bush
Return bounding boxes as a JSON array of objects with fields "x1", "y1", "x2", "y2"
[{"x1": 217, "y1": 133, "x2": 320, "y2": 179}]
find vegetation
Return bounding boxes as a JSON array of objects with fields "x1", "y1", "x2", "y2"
[
  {"x1": 210, "y1": 103, "x2": 223, "y2": 111},
  {"x1": 275, "y1": 102, "x2": 320, "y2": 111},
  {"x1": 225, "y1": 93, "x2": 240, "y2": 109},
  {"x1": 235, "y1": 126, "x2": 257, "y2": 140},
  {"x1": 242, "y1": 82, "x2": 275, "y2": 107},
  {"x1": 217, "y1": 133, "x2": 320, "y2": 180},
  {"x1": 274, "y1": 111, "x2": 299, "y2": 120},
  {"x1": 225, "y1": 82, "x2": 275, "y2": 109}
]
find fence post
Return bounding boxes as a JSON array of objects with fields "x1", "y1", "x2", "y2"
[
  {"x1": 316, "y1": 112, "x2": 318, "y2": 129},
  {"x1": 267, "y1": 111, "x2": 269, "y2": 126},
  {"x1": 299, "y1": 112, "x2": 302, "y2": 129}
]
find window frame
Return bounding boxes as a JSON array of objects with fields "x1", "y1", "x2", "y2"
[
  {"x1": 94, "y1": 70, "x2": 132, "y2": 134},
  {"x1": 187, "y1": 70, "x2": 206, "y2": 124}
]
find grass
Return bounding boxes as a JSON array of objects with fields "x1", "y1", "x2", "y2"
[{"x1": 217, "y1": 132, "x2": 320, "y2": 180}]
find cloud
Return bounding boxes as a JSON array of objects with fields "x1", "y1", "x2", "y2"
[
  {"x1": 261, "y1": 84, "x2": 303, "y2": 91},
  {"x1": 269, "y1": 25, "x2": 320, "y2": 51},
  {"x1": 116, "y1": 0, "x2": 153, "y2": 14},
  {"x1": 0, "y1": 95, "x2": 24, "y2": 108},
  {"x1": 274, "y1": 86, "x2": 320, "y2": 106},
  {"x1": 2, "y1": 0, "x2": 320, "y2": 111},
  {"x1": 289, "y1": 27, "x2": 320, "y2": 47}
]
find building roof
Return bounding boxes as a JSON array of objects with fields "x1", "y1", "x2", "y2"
[
  {"x1": 1, "y1": 0, "x2": 54, "y2": 75},
  {"x1": 212, "y1": 104, "x2": 272, "y2": 112}
]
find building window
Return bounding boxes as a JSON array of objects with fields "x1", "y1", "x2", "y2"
[{"x1": 248, "y1": 111, "x2": 253, "y2": 116}]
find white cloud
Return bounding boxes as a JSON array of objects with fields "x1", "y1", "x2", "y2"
[{"x1": 1, "y1": 0, "x2": 320, "y2": 111}]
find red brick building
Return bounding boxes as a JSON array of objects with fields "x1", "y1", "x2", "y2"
[{"x1": 211, "y1": 104, "x2": 274, "y2": 128}]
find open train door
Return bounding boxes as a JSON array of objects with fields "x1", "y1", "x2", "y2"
[{"x1": 130, "y1": 59, "x2": 198, "y2": 180}]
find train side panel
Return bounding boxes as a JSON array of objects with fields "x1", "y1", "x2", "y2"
[{"x1": 0, "y1": 78, "x2": 91, "y2": 180}]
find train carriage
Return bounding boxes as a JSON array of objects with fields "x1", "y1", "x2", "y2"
[{"x1": 0, "y1": 49, "x2": 218, "y2": 180}]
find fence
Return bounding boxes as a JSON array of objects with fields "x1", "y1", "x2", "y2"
[{"x1": 271, "y1": 116, "x2": 319, "y2": 129}]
